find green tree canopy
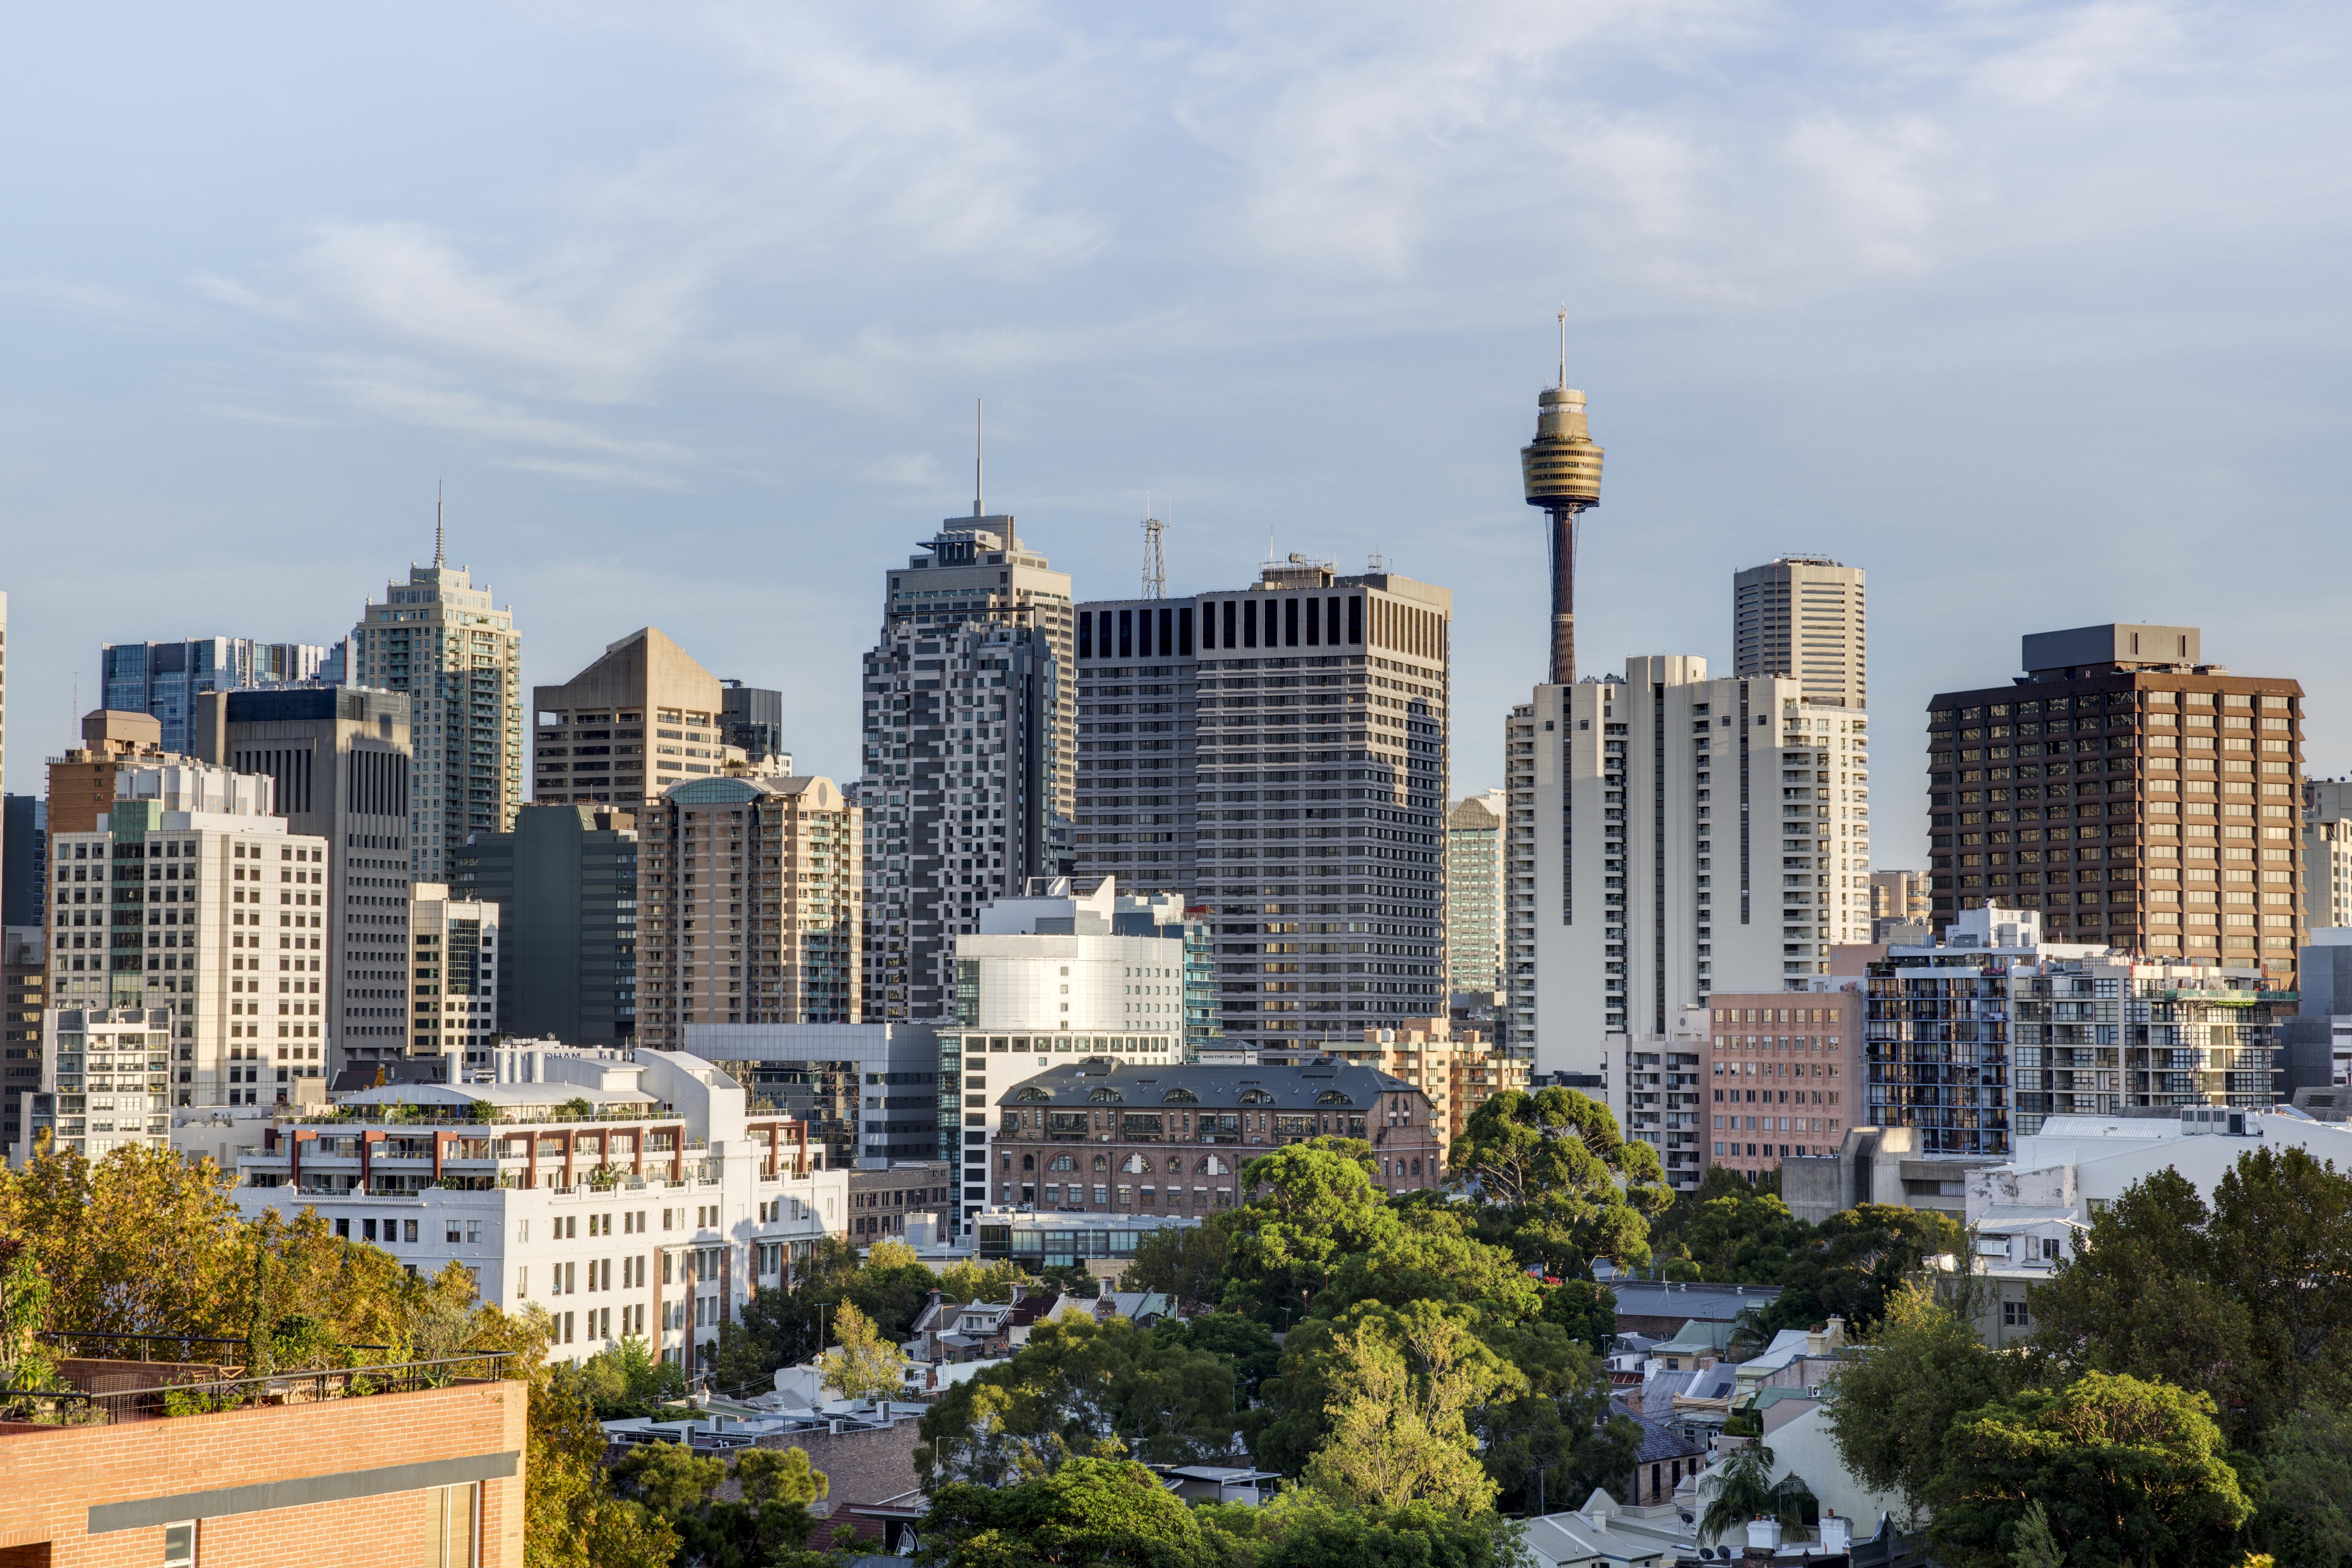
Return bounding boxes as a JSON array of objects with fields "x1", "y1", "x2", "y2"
[
  {"x1": 920, "y1": 1455, "x2": 1205, "y2": 1568},
  {"x1": 1119, "y1": 1218, "x2": 1231, "y2": 1313},
  {"x1": 1301, "y1": 1306, "x2": 1506, "y2": 1517},
  {"x1": 1442, "y1": 1088, "x2": 1669, "y2": 1275},
  {"x1": 1826, "y1": 1285, "x2": 2021, "y2": 1521},
  {"x1": 915, "y1": 1315, "x2": 1244, "y2": 1488},
  {"x1": 1928, "y1": 1371, "x2": 2252, "y2": 1568},
  {"x1": 1221, "y1": 1140, "x2": 1395, "y2": 1325}
]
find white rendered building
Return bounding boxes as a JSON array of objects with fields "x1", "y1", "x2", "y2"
[
  {"x1": 939, "y1": 877, "x2": 1188, "y2": 1227},
  {"x1": 409, "y1": 882, "x2": 501, "y2": 1069},
  {"x1": 232, "y1": 1049, "x2": 846, "y2": 1370},
  {"x1": 45, "y1": 761, "x2": 332, "y2": 1108},
  {"x1": 19, "y1": 1007, "x2": 174, "y2": 1160},
  {"x1": 1732, "y1": 556, "x2": 1867, "y2": 711},
  {"x1": 1523, "y1": 659, "x2": 1872, "y2": 1133}
]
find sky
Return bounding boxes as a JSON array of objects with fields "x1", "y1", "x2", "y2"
[{"x1": 2, "y1": 1, "x2": 2348, "y2": 866}]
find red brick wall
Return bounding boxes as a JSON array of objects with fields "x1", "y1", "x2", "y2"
[{"x1": 0, "y1": 1379, "x2": 526, "y2": 1568}]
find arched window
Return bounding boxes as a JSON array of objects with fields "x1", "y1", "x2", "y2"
[
  {"x1": 1015, "y1": 1087, "x2": 1053, "y2": 1103},
  {"x1": 1165, "y1": 1156, "x2": 1182, "y2": 1174},
  {"x1": 1411, "y1": 1158, "x2": 1422, "y2": 1178},
  {"x1": 1314, "y1": 1090, "x2": 1352, "y2": 1106},
  {"x1": 1092, "y1": 1154, "x2": 1108, "y2": 1172},
  {"x1": 1161, "y1": 1087, "x2": 1198, "y2": 1103},
  {"x1": 1021, "y1": 1154, "x2": 1035, "y2": 1171},
  {"x1": 1238, "y1": 1089, "x2": 1275, "y2": 1106},
  {"x1": 1050, "y1": 1154, "x2": 1074, "y2": 1171},
  {"x1": 1196, "y1": 1155, "x2": 1229, "y2": 1176},
  {"x1": 1089, "y1": 1088, "x2": 1124, "y2": 1104},
  {"x1": 1120, "y1": 1154, "x2": 1150, "y2": 1174}
]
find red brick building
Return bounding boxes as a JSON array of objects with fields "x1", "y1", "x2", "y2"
[
  {"x1": 0, "y1": 1363, "x2": 525, "y2": 1566},
  {"x1": 1704, "y1": 985, "x2": 1863, "y2": 1180},
  {"x1": 987, "y1": 1059, "x2": 1443, "y2": 1214}
]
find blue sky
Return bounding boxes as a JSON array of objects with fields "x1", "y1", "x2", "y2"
[{"x1": 2, "y1": 1, "x2": 2348, "y2": 865}]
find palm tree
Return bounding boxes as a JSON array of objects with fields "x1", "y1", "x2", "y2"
[{"x1": 1696, "y1": 1441, "x2": 1816, "y2": 1546}]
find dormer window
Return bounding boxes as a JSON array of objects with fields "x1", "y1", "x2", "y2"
[
  {"x1": 1088, "y1": 1088, "x2": 1124, "y2": 1104},
  {"x1": 1161, "y1": 1088, "x2": 1198, "y2": 1104}
]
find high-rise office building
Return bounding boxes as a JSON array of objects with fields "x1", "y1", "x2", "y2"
[
  {"x1": 1926, "y1": 625, "x2": 2304, "y2": 981},
  {"x1": 721, "y1": 679, "x2": 787, "y2": 769},
  {"x1": 1185, "y1": 560, "x2": 1451, "y2": 1056},
  {"x1": 1522, "y1": 658, "x2": 1873, "y2": 1175},
  {"x1": 100, "y1": 639, "x2": 329, "y2": 755},
  {"x1": 3, "y1": 796, "x2": 45, "y2": 928},
  {"x1": 46, "y1": 710, "x2": 175, "y2": 836},
  {"x1": 1445, "y1": 791, "x2": 1506, "y2": 995},
  {"x1": 638, "y1": 775, "x2": 861, "y2": 1045},
  {"x1": 194, "y1": 686, "x2": 413, "y2": 1067},
  {"x1": 407, "y1": 882, "x2": 500, "y2": 1069},
  {"x1": 1070, "y1": 593, "x2": 1201, "y2": 903},
  {"x1": 452, "y1": 804, "x2": 639, "y2": 1047},
  {"x1": 533, "y1": 628, "x2": 724, "y2": 810},
  {"x1": 858, "y1": 506, "x2": 1074, "y2": 1023},
  {"x1": 45, "y1": 760, "x2": 331, "y2": 1107},
  {"x1": 1732, "y1": 558, "x2": 1866, "y2": 710},
  {"x1": 349, "y1": 538, "x2": 522, "y2": 882},
  {"x1": 2303, "y1": 780, "x2": 2352, "y2": 930}
]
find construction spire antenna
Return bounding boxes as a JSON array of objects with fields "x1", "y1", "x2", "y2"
[
  {"x1": 1141, "y1": 495, "x2": 1167, "y2": 599},
  {"x1": 1519, "y1": 313, "x2": 1604, "y2": 685},
  {"x1": 434, "y1": 481, "x2": 446, "y2": 568},
  {"x1": 973, "y1": 399, "x2": 984, "y2": 518}
]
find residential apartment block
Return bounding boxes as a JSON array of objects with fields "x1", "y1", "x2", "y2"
[
  {"x1": 1521, "y1": 657, "x2": 1873, "y2": 1100},
  {"x1": 685, "y1": 1021, "x2": 942, "y2": 1168},
  {"x1": 986, "y1": 1059, "x2": 1443, "y2": 1214},
  {"x1": 1732, "y1": 557, "x2": 1866, "y2": 710},
  {"x1": 1927, "y1": 625, "x2": 2304, "y2": 983},
  {"x1": 45, "y1": 761, "x2": 332, "y2": 1109},
  {"x1": 2303, "y1": 779, "x2": 2352, "y2": 930},
  {"x1": 45, "y1": 709, "x2": 176, "y2": 835},
  {"x1": 1503, "y1": 703, "x2": 1537, "y2": 1057},
  {"x1": 859, "y1": 612, "x2": 1069, "y2": 1022},
  {"x1": 452, "y1": 803, "x2": 639, "y2": 1048},
  {"x1": 637, "y1": 775, "x2": 861, "y2": 1045},
  {"x1": 2, "y1": 927, "x2": 42, "y2": 1153},
  {"x1": 533, "y1": 626, "x2": 726, "y2": 810},
  {"x1": 1702, "y1": 987, "x2": 1863, "y2": 1181},
  {"x1": 1318, "y1": 1019, "x2": 1528, "y2": 1147},
  {"x1": 232, "y1": 1047, "x2": 845, "y2": 1370},
  {"x1": 350, "y1": 549, "x2": 522, "y2": 881},
  {"x1": 1866, "y1": 904, "x2": 2291, "y2": 1158}
]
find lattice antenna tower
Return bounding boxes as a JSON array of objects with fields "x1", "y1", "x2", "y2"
[{"x1": 1141, "y1": 494, "x2": 1167, "y2": 599}]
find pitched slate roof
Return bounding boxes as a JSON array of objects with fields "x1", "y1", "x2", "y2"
[{"x1": 996, "y1": 1059, "x2": 1415, "y2": 1111}]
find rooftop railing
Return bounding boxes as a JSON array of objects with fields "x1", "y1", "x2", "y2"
[{"x1": 2, "y1": 1352, "x2": 513, "y2": 1428}]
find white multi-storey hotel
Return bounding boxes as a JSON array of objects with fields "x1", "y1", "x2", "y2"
[
  {"x1": 1522, "y1": 657, "x2": 1871, "y2": 1168},
  {"x1": 231, "y1": 1047, "x2": 845, "y2": 1370}
]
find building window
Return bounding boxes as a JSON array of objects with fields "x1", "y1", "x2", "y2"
[
  {"x1": 2003, "y1": 1300, "x2": 2029, "y2": 1327},
  {"x1": 162, "y1": 1522, "x2": 196, "y2": 1568},
  {"x1": 428, "y1": 1482, "x2": 480, "y2": 1567}
]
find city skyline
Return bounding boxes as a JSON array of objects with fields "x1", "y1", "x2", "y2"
[{"x1": 6, "y1": 7, "x2": 2352, "y2": 876}]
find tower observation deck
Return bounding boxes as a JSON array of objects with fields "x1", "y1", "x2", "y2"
[{"x1": 1519, "y1": 315, "x2": 1604, "y2": 685}]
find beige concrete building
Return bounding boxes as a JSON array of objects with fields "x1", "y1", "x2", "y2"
[
  {"x1": 1734, "y1": 557, "x2": 1867, "y2": 711},
  {"x1": 534, "y1": 627, "x2": 727, "y2": 811},
  {"x1": 1319, "y1": 1017, "x2": 1527, "y2": 1149},
  {"x1": 45, "y1": 709, "x2": 176, "y2": 836},
  {"x1": 638, "y1": 775, "x2": 861, "y2": 1045},
  {"x1": 1447, "y1": 791, "x2": 1506, "y2": 995},
  {"x1": 1869, "y1": 868, "x2": 1931, "y2": 936},
  {"x1": 408, "y1": 881, "x2": 501, "y2": 1069}
]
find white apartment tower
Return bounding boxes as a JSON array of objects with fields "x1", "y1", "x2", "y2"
[
  {"x1": 1525, "y1": 659, "x2": 1872, "y2": 1110},
  {"x1": 1446, "y1": 792, "x2": 1506, "y2": 995},
  {"x1": 351, "y1": 532, "x2": 523, "y2": 882},
  {"x1": 45, "y1": 761, "x2": 332, "y2": 1109},
  {"x1": 409, "y1": 882, "x2": 501, "y2": 1069},
  {"x1": 1733, "y1": 558, "x2": 1866, "y2": 710},
  {"x1": 2304, "y1": 780, "x2": 2352, "y2": 931},
  {"x1": 1502, "y1": 704, "x2": 1537, "y2": 1057},
  {"x1": 858, "y1": 508, "x2": 1075, "y2": 1024}
]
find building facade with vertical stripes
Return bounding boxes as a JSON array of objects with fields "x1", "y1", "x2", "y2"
[{"x1": 1073, "y1": 559, "x2": 1451, "y2": 1060}]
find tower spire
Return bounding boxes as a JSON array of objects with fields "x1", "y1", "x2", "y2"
[
  {"x1": 434, "y1": 481, "x2": 446, "y2": 568},
  {"x1": 1557, "y1": 305, "x2": 1568, "y2": 390},
  {"x1": 973, "y1": 399, "x2": 984, "y2": 519}
]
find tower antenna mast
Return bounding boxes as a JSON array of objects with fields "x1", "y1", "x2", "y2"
[
  {"x1": 1141, "y1": 494, "x2": 1166, "y2": 599},
  {"x1": 434, "y1": 480, "x2": 446, "y2": 568},
  {"x1": 1519, "y1": 309, "x2": 1604, "y2": 685}
]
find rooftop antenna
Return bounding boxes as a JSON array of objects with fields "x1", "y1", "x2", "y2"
[
  {"x1": 434, "y1": 481, "x2": 446, "y2": 568},
  {"x1": 1557, "y1": 303, "x2": 1568, "y2": 390},
  {"x1": 1141, "y1": 494, "x2": 1166, "y2": 599},
  {"x1": 973, "y1": 400, "x2": 984, "y2": 519}
]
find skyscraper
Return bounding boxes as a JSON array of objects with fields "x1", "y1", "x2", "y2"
[
  {"x1": 1071, "y1": 592, "x2": 1201, "y2": 904},
  {"x1": 3, "y1": 796, "x2": 46, "y2": 927},
  {"x1": 1524, "y1": 657, "x2": 1873, "y2": 1189},
  {"x1": 407, "y1": 881, "x2": 501, "y2": 1069},
  {"x1": 452, "y1": 804, "x2": 639, "y2": 1047},
  {"x1": 532, "y1": 628, "x2": 724, "y2": 811},
  {"x1": 1502, "y1": 703, "x2": 1537, "y2": 1058},
  {"x1": 637, "y1": 775, "x2": 861, "y2": 1041},
  {"x1": 348, "y1": 528, "x2": 522, "y2": 882},
  {"x1": 2301, "y1": 780, "x2": 2352, "y2": 931},
  {"x1": 1927, "y1": 624, "x2": 2304, "y2": 981},
  {"x1": 193, "y1": 686, "x2": 414, "y2": 1067},
  {"x1": 1445, "y1": 792, "x2": 1506, "y2": 995},
  {"x1": 857, "y1": 505, "x2": 1074, "y2": 1023},
  {"x1": 100, "y1": 639, "x2": 330, "y2": 755},
  {"x1": 1732, "y1": 557, "x2": 1866, "y2": 710}
]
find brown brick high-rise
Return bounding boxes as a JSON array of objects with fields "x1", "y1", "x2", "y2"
[{"x1": 1927, "y1": 625, "x2": 2303, "y2": 984}]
